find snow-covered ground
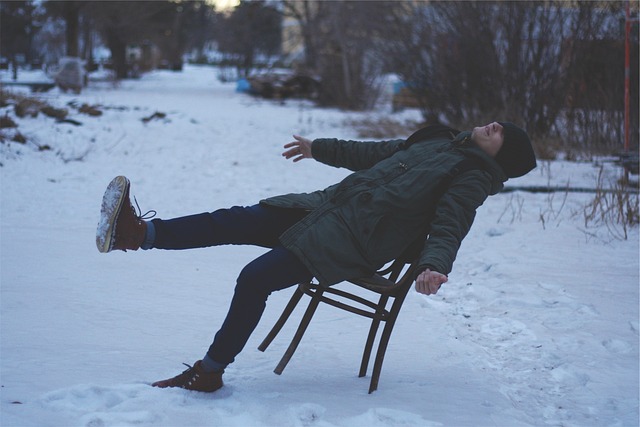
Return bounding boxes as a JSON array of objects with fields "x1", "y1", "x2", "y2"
[{"x1": 1, "y1": 65, "x2": 638, "y2": 427}]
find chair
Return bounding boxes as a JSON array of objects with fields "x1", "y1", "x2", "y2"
[{"x1": 258, "y1": 257, "x2": 420, "y2": 393}]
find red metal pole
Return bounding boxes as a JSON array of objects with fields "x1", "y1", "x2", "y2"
[{"x1": 624, "y1": 0, "x2": 630, "y2": 154}]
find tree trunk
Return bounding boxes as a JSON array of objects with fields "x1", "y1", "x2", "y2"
[
  {"x1": 64, "y1": 3, "x2": 79, "y2": 57},
  {"x1": 105, "y1": 30, "x2": 128, "y2": 79}
]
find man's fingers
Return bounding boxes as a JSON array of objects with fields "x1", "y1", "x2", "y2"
[
  {"x1": 416, "y1": 280, "x2": 432, "y2": 295},
  {"x1": 283, "y1": 136, "x2": 312, "y2": 161},
  {"x1": 283, "y1": 144, "x2": 303, "y2": 159}
]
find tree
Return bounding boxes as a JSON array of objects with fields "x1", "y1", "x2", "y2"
[
  {"x1": 377, "y1": 1, "x2": 636, "y2": 153},
  {"x1": 281, "y1": 0, "x2": 327, "y2": 71},
  {"x1": 217, "y1": 1, "x2": 282, "y2": 77},
  {"x1": 0, "y1": 1, "x2": 45, "y2": 79},
  {"x1": 562, "y1": 2, "x2": 639, "y2": 153},
  {"x1": 85, "y1": 1, "x2": 179, "y2": 78},
  {"x1": 147, "y1": 1, "x2": 216, "y2": 71},
  {"x1": 282, "y1": 0, "x2": 398, "y2": 110},
  {"x1": 41, "y1": 0, "x2": 217, "y2": 76},
  {"x1": 43, "y1": 1, "x2": 86, "y2": 57},
  {"x1": 182, "y1": 1, "x2": 219, "y2": 63}
]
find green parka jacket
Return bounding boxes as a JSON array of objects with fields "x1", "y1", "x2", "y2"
[{"x1": 261, "y1": 130, "x2": 507, "y2": 286}]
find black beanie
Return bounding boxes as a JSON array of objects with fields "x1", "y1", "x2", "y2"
[{"x1": 495, "y1": 122, "x2": 537, "y2": 178}]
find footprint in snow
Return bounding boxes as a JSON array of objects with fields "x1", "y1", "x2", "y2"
[
  {"x1": 602, "y1": 338, "x2": 633, "y2": 354},
  {"x1": 486, "y1": 227, "x2": 509, "y2": 237}
]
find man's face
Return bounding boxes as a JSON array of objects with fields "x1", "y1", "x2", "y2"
[{"x1": 471, "y1": 122, "x2": 504, "y2": 158}]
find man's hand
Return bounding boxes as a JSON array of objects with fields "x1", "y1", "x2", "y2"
[
  {"x1": 415, "y1": 269, "x2": 448, "y2": 295},
  {"x1": 282, "y1": 135, "x2": 313, "y2": 162}
]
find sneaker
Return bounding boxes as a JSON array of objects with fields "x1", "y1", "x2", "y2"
[
  {"x1": 152, "y1": 361, "x2": 224, "y2": 393},
  {"x1": 96, "y1": 176, "x2": 154, "y2": 253}
]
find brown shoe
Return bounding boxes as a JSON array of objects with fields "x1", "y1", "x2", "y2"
[
  {"x1": 152, "y1": 361, "x2": 224, "y2": 393},
  {"x1": 96, "y1": 176, "x2": 153, "y2": 253}
]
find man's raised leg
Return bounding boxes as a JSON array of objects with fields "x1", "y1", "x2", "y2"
[{"x1": 96, "y1": 176, "x2": 308, "y2": 253}]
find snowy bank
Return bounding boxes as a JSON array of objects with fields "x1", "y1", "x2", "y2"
[{"x1": 1, "y1": 65, "x2": 638, "y2": 427}]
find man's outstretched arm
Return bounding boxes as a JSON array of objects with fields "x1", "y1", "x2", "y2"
[{"x1": 283, "y1": 134, "x2": 403, "y2": 170}]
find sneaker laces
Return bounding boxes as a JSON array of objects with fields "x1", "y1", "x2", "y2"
[{"x1": 133, "y1": 196, "x2": 157, "y2": 220}]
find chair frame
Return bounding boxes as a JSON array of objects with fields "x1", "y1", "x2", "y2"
[{"x1": 258, "y1": 258, "x2": 419, "y2": 393}]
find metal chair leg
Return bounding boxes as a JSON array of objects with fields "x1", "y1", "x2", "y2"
[
  {"x1": 258, "y1": 286, "x2": 305, "y2": 352},
  {"x1": 358, "y1": 295, "x2": 389, "y2": 378},
  {"x1": 367, "y1": 293, "x2": 408, "y2": 393},
  {"x1": 274, "y1": 287, "x2": 324, "y2": 375}
]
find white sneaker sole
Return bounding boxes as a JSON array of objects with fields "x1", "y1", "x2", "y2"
[{"x1": 96, "y1": 176, "x2": 130, "y2": 253}]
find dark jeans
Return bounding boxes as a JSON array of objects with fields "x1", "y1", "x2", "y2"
[{"x1": 150, "y1": 205, "x2": 312, "y2": 366}]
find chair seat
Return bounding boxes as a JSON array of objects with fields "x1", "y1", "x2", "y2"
[{"x1": 349, "y1": 274, "x2": 398, "y2": 293}]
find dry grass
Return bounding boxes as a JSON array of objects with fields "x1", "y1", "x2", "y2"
[
  {"x1": 0, "y1": 89, "x2": 106, "y2": 149},
  {"x1": 581, "y1": 167, "x2": 639, "y2": 240},
  {"x1": 344, "y1": 116, "x2": 423, "y2": 139}
]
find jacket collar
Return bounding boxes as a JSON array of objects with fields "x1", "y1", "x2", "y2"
[{"x1": 455, "y1": 131, "x2": 507, "y2": 194}]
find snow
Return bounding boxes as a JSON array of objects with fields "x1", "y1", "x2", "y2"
[{"x1": 1, "y1": 65, "x2": 638, "y2": 427}]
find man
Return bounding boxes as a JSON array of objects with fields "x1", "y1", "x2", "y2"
[{"x1": 96, "y1": 122, "x2": 536, "y2": 393}]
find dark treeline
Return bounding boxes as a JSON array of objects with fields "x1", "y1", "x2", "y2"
[{"x1": 1, "y1": 0, "x2": 637, "y2": 155}]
